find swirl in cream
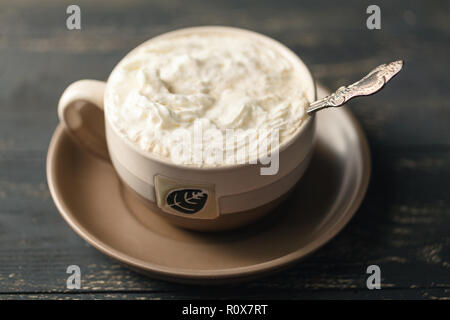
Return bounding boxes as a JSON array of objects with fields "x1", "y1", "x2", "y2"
[{"x1": 105, "y1": 32, "x2": 309, "y2": 166}]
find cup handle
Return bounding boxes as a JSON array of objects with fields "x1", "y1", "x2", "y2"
[{"x1": 58, "y1": 79, "x2": 109, "y2": 160}]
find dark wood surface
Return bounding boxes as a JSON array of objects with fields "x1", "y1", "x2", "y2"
[{"x1": 0, "y1": 0, "x2": 449, "y2": 299}]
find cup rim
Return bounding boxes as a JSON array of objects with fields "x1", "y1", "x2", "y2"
[{"x1": 104, "y1": 26, "x2": 317, "y2": 172}]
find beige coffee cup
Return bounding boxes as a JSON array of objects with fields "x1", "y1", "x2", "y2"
[{"x1": 57, "y1": 26, "x2": 317, "y2": 231}]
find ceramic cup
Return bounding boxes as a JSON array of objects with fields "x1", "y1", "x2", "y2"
[{"x1": 57, "y1": 26, "x2": 317, "y2": 231}]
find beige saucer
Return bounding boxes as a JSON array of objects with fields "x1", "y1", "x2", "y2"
[{"x1": 47, "y1": 86, "x2": 371, "y2": 284}]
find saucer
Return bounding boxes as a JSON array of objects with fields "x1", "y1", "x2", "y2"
[{"x1": 47, "y1": 85, "x2": 371, "y2": 284}]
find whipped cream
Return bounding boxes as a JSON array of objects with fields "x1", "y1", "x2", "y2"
[{"x1": 105, "y1": 31, "x2": 309, "y2": 166}]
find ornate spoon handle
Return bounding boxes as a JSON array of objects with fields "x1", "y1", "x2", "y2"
[{"x1": 307, "y1": 60, "x2": 403, "y2": 114}]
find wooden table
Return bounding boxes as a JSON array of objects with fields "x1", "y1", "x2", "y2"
[{"x1": 1, "y1": 0, "x2": 449, "y2": 299}]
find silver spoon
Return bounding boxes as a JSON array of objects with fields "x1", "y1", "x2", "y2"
[{"x1": 307, "y1": 60, "x2": 403, "y2": 114}]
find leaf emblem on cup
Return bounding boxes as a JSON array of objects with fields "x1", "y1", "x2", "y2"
[{"x1": 166, "y1": 189, "x2": 208, "y2": 214}]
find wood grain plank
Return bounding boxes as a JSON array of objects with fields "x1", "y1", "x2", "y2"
[
  {"x1": 0, "y1": 149, "x2": 449, "y2": 295},
  {"x1": 0, "y1": 0, "x2": 449, "y2": 299}
]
